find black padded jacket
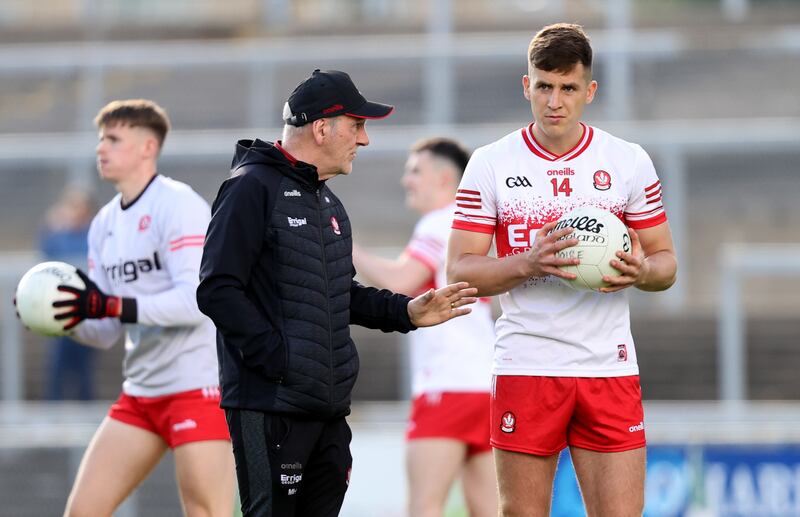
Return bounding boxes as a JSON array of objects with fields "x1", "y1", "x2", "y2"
[{"x1": 197, "y1": 139, "x2": 415, "y2": 418}]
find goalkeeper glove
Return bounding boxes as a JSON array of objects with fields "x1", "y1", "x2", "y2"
[{"x1": 53, "y1": 269, "x2": 136, "y2": 330}]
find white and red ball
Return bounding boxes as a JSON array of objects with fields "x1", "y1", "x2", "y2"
[{"x1": 15, "y1": 261, "x2": 84, "y2": 336}]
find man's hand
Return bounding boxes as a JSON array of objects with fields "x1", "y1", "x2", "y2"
[
  {"x1": 407, "y1": 281, "x2": 478, "y2": 328},
  {"x1": 526, "y1": 221, "x2": 581, "y2": 280},
  {"x1": 600, "y1": 228, "x2": 646, "y2": 293},
  {"x1": 52, "y1": 269, "x2": 122, "y2": 330}
]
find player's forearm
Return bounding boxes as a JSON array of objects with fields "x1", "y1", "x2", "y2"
[
  {"x1": 447, "y1": 253, "x2": 528, "y2": 296},
  {"x1": 635, "y1": 250, "x2": 678, "y2": 292},
  {"x1": 352, "y1": 247, "x2": 400, "y2": 291},
  {"x1": 71, "y1": 319, "x2": 123, "y2": 350},
  {"x1": 135, "y1": 283, "x2": 207, "y2": 327}
]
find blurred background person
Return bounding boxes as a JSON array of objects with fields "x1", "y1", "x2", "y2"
[
  {"x1": 353, "y1": 137, "x2": 497, "y2": 517},
  {"x1": 53, "y1": 99, "x2": 235, "y2": 517},
  {"x1": 39, "y1": 187, "x2": 97, "y2": 401}
]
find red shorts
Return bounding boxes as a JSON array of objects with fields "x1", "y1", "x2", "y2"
[
  {"x1": 406, "y1": 392, "x2": 491, "y2": 456},
  {"x1": 108, "y1": 387, "x2": 230, "y2": 448},
  {"x1": 490, "y1": 375, "x2": 645, "y2": 456}
]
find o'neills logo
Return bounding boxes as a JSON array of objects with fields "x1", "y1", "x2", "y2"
[
  {"x1": 331, "y1": 216, "x2": 341, "y2": 235},
  {"x1": 172, "y1": 419, "x2": 197, "y2": 432},
  {"x1": 554, "y1": 215, "x2": 605, "y2": 234},
  {"x1": 593, "y1": 170, "x2": 611, "y2": 190},
  {"x1": 547, "y1": 167, "x2": 575, "y2": 176},
  {"x1": 500, "y1": 411, "x2": 516, "y2": 433},
  {"x1": 629, "y1": 421, "x2": 644, "y2": 433}
]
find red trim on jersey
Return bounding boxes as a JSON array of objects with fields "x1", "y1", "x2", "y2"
[
  {"x1": 452, "y1": 220, "x2": 495, "y2": 234},
  {"x1": 405, "y1": 248, "x2": 437, "y2": 274},
  {"x1": 456, "y1": 189, "x2": 482, "y2": 210},
  {"x1": 625, "y1": 206, "x2": 662, "y2": 217},
  {"x1": 521, "y1": 122, "x2": 593, "y2": 162},
  {"x1": 645, "y1": 187, "x2": 662, "y2": 199},
  {"x1": 565, "y1": 126, "x2": 594, "y2": 161},
  {"x1": 521, "y1": 124, "x2": 553, "y2": 160},
  {"x1": 645, "y1": 196, "x2": 663, "y2": 205},
  {"x1": 626, "y1": 212, "x2": 667, "y2": 229},
  {"x1": 454, "y1": 211, "x2": 496, "y2": 222},
  {"x1": 644, "y1": 180, "x2": 660, "y2": 192},
  {"x1": 170, "y1": 235, "x2": 205, "y2": 251},
  {"x1": 171, "y1": 242, "x2": 205, "y2": 251},
  {"x1": 169, "y1": 235, "x2": 205, "y2": 245}
]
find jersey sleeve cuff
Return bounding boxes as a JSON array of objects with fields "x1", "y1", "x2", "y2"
[
  {"x1": 451, "y1": 220, "x2": 495, "y2": 234},
  {"x1": 120, "y1": 297, "x2": 138, "y2": 323}
]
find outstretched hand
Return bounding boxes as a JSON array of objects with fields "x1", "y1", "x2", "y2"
[{"x1": 407, "y1": 281, "x2": 478, "y2": 328}]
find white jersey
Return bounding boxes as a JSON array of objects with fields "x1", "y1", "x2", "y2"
[
  {"x1": 453, "y1": 123, "x2": 667, "y2": 377},
  {"x1": 406, "y1": 203, "x2": 495, "y2": 395},
  {"x1": 73, "y1": 175, "x2": 219, "y2": 396}
]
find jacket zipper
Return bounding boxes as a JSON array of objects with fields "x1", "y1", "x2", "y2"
[{"x1": 316, "y1": 188, "x2": 334, "y2": 410}]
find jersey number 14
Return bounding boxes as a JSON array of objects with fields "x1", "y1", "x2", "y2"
[{"x1": 550, "y1": 178, "x2": 573, "y2": 197}]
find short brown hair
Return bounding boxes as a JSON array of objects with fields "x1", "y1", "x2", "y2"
[
  {"x1": 528, "y1": 23, "x2": 593, "y2": 76},
  {"x1": 410, "y1": 137, "x2": 471, "y2": 179},
  {"x1": 94, "y1": 99, "x2": 171, "y2": 149}
]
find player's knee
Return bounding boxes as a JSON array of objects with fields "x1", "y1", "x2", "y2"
[
  {"x1": 182, "y1": 498, "x2": 224, "y2": 517},
  {"x1": 498, "y1": 498, "x2": 544, "y2": 517},
  {"x1": 584, "y1": 496, "x2": 643, "y2": 517},
  {"x1": 181, "y1": 486, "x2": 236, "y2": 517},
  {"x1": 64, "y1": 498, "x2": 113, "y2": 517},
  {"x1": 409, "y1": 484, "x2": 450, "y2": 515},
  {"x1": 408, "y1": 501, "x2": 445, "y2": 517},
  {"x1": 464, "y1": 493, "x2": 497, "y2": 517}
]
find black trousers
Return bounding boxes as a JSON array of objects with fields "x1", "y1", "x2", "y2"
[{"x1": 225, "y1": 409, "x2": 353, "y2": 517}]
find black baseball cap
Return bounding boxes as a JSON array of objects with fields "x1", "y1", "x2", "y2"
[{"x1": 283, "y1": 69, "x2": 395, "y2": 127}]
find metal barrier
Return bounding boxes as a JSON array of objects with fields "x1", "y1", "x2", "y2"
[
  {"x1": 0, "y1": 252, "x2": 39, "y2": 401},
  {"x1": 718, "y1": 244, "x2": 800, "y2": 401}
]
